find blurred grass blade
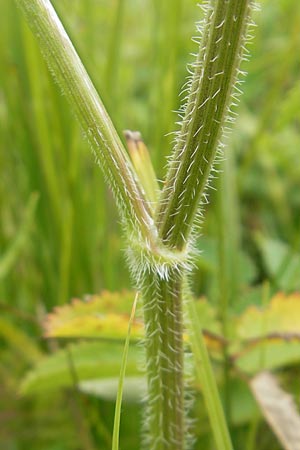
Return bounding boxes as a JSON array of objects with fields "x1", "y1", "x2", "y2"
[
  {"x1": 105, "y1": 0, "x2": 125, "y2": 101},
  {"x1": 21, "y1": 21, "x2": 62, "y2": 225},
  {"x1": 112, "y1": 292, "x2": 138, "y2": 450},
  {"x1": 0, "y1": 317, "x2": 42, "y2": 364},
  {"x1": 0, "y1": 192, "x2": 38, "y2": 280},
  {"x1": 186, "y1": 295, "x2": 233, "y2": 450}
]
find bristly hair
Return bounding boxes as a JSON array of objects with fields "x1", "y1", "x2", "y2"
[
  {"x1": 126, "y1": 2, "x2": 259, "y2": 448},
  {"x1": 155, "y1": 1, "x2": 259, "y2": 253}
]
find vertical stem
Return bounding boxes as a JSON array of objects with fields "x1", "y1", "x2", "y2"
[
  {"x1": 156, "y1": 0, "x2": 252, "y2": 249},
  {"x1": 14, "y1": 1, "x2": 257, "y2": 449},
  {"x1": 141, "y1": 268, "x2": 185, "y2": 450}
]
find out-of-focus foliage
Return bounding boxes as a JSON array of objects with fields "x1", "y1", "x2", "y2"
[
  {"x1": 44, "y1": 290, "x2": 143, "y2": 339},
  {"x1": 20, "y1": 341, "x2": 141, "y2": 395},
  {"x1": 1, "y1": 0, "x2": 300, "y2": 449}
]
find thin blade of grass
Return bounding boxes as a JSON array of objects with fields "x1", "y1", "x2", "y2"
[
  {"x1": 186, "y1": 296, "x2": 233, "y2": 450},
  {"x1": 0, "y1": 193, "x2": 39, "y2": 280},
  {"x1": 112, "y1": 292, "x2": 138, "y2": 450}
]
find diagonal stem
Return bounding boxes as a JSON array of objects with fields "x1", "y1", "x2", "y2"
[{"x1": 15, "y1": 0, "x2": 155, "y2": 241}]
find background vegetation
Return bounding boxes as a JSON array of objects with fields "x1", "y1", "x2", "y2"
[{"x1": 1, "y1": 0, "x2": 300, "y2": 449}]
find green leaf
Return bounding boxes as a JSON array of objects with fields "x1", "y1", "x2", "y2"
[
  {"x1": 197, "y1": 236, "x2": 257, "y2": 286},
  {"x1": 20, "y1": 341, "x2": 140, "y2": 395},
  {"x1": 79, "y1": 377, "x2": 146, "y2": 403},
  {"x1": 236, "y1": 341, "x2": 300, "y2": 374},
  {"x1": 256, "y1": 235, "x2": 300, "y2": 291}
]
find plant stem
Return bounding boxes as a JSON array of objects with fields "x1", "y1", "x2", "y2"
[
  {"x1": 15, "y1": 0, "x2": 154, "y2": 242},
  {"x1": 14, "y1": 2, "x2": 257, "y2": 449},
  {"x1": 141, "y1": 269, "x2": 185, "y2": 450},
  {"x1": 156, "y1": 0, "x2": 252, "y2": 250}
]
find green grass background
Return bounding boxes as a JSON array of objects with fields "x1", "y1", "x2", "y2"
[{"x1": 1, "y1": 0, "x2": 300, "y2": 449}]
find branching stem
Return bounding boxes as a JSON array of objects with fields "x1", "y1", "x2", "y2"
[{"x1": 14, "y1": 1, "x2": 256, "y2": 449}]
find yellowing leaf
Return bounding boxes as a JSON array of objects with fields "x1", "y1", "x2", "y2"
[
  {"x1": 236, "y1": 292, "x2": 300, "y2": 340},
  {"x1": 44, "y1": 290, "x2": 143, "y2": 340},
  {"x1": 44, "y1": 292, "x2": 222, "y2": 347},
  {"x1": 233, "y1": 292, "x2": 300, "y2": 373}
]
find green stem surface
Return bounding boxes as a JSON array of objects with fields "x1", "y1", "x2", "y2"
[
  {"x1": 141, "y1": 268, "x2": 185, "y2": 450},
  {"x1": 156, "y1": 0, "x2": 251, "y2": 250},
  {"x1": 14, "y1": 1, "x2": 256, "y2": 449},
  {"x1": 15, "y1": 0, "x2": 154, "y2": 241}
]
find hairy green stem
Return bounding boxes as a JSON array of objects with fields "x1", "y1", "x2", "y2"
[
  {"x1": 140, "y1": 269, "x2": 185, "y2": 450},
  {"x1": 156, "y1": 0, "x2": 252, "y2": 250},
  {"x1": 15, "y1": 0, "x2": 154, "y2": 242},
  {"x1": 14, "y1": 1, "x2": 256, "y2": 449}
]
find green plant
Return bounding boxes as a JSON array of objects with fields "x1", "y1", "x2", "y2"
[{"x1": 14, "y1": 0, "x2": 257, "y2": 449}]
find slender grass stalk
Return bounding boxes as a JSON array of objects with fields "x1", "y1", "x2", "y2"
[
  {"x1": 14, "y1": 1, "x2": 256, "y2": 449},
  {"x1": 21, "y1": 21, "x2": 62, "y2": 226},
  {"x1": 112, "y1": 293, "x2": 138, "y2": 450},
  {"x1": 186, "y1": 293, "x2": 233, "y2": 450},
  {"x1": 0, "y1": 193, "x2": 38, "y2": 280}
]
